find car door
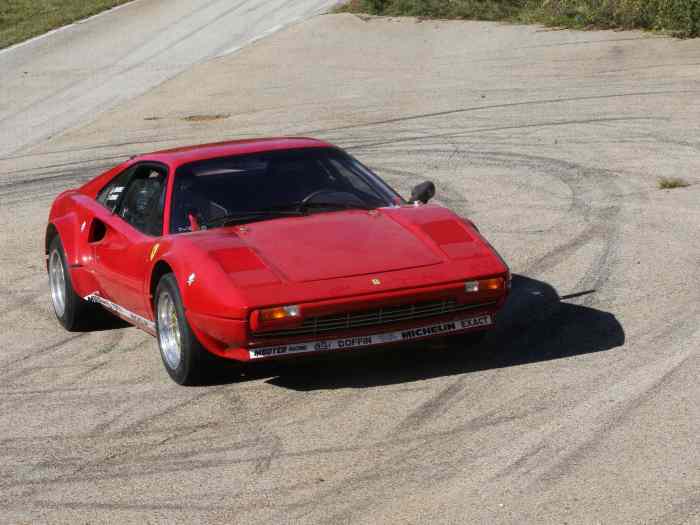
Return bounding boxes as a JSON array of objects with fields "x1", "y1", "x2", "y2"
[{"x1": 90, "y1": 163, "x2": 168, "y2": 319}]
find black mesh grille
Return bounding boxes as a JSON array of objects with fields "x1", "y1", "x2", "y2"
[{"x1": 253, "y1": 299, "x2": 496, "y2": 339}]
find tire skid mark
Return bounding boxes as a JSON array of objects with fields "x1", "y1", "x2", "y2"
[
  {"x1": 0, "y1": 400, "x2": 537, "y2": 493},
  {"x1": 69, "y1": 422, "x2": 215, "y2": 480},
  {"x1": 0, "y1": 497, "x2": 260, "y2": 515},
  {"x1": 1, "y1": 420, "x2": 230, "y2": 494},
  {"x1": 343, "y1": 117, "x2": 665, "y2": 151},
  {"x1": 354, "y1": 147, "x2": 624, "y2": 438},
  {"x1": 375, "y1": 164, "x2": 474, "y2": 213},
  {"x1": 305, "y1": 90, "x2": 694, "y2": 136},
  {"x1": 369, "y1": 147, "x2": 603, "y2": 228},
  {"x1": 468, "y1": 150, "x2": 625, "y2": 306},
  {"x1": 394, "y1": 378, "x2": 468, "y2": 433},
  {"x1": 287, "y1": 402, "x2": 545, "y2": 522},
  {"x1": 287, "y1": 440, "x2": 437, "y2": 521},
  {"x1": 0, "y1": 135, "x2": 184, "y2": 162},
  {"x1": 0, "y1": 421, "x2": 225, "y2": 448},
  {"x1": 0, "y1": 328, "x2": 127, "y2": 387},
  {"x1": 87, "y1": 404, "x2": 139, "y2": 438},
  {"x1": 537, "y1": 343, "x2": 697, "y2": 487},
  {"x1": 0, "y1": 382, "x2": 137, "y2": 397},
  {"x1": 0, "y1": 157, "x2": 123, "y2": 182},
  {"x1": 63, "y1": 360, "x2": 109, "y2": 384},
  {"x1": 0, "y1": 333, "x2": 86, "y2": 372},
  {"x1": 488, "y1": 306, "x2": 698, "y2": 488},
  {"x1": 289, "y1": 405, "x2": 547, "y2": 521},
  {"x1": 0, "y1": 167, "x2": 106, "y2": 199},
  {"x1": 253, "y1": 434, "x2": 283, "y2": 475},
  {"x1": 650, "y1": 492, "x2": 700, "y2": 525},
  {"x1": 362, "y1": 141, "x2": 632, "y2": 506},
  {"x1": 118, "y1": 388, "x2": 223, "y2": 435},
  {"x1": 3, "y1": 434, "x2": 284, "y2": 494},
  {"x1": 0, "y1": 290, "x2": 47, "y2": 319}
]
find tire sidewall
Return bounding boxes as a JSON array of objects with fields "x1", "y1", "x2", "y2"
[
  {"x1": 155, "y1": 274, "x2": 201, "y2": 385},
  {"x1": 48, "y1": 236, "x2": 80, "y2": 329}
]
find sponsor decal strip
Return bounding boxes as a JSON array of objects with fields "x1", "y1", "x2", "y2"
[
  {"x1": 249, "y1": 314, "x2": 493, "y2": 359},
  {"x1": 84, "y1": 292, "x2": 156, "y2": 333}
]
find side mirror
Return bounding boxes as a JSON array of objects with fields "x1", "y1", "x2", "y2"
[{"x1": 410, "y1": 181, "x2": 435, "y2": 204}]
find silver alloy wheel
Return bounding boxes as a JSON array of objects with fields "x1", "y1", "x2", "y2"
[
  {"x1": 157, "y1": 291, "x2": 182, "y2": 370},
  {"x1": 48, "y1": 249, "x2": 66, "y2": 317}
]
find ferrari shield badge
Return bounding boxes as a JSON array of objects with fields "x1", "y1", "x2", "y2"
[{"x1": 371, "y1": 278, "x2": 381, "y2": 286}]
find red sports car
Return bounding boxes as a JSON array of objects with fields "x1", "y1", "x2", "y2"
[{"x1": 46, "y1": 138, "x2": 510, "y2": 384}]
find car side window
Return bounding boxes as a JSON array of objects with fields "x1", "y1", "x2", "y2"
[
  {"x1": 115, "y1": 166, "x2": 168, "y2": 236},
  {"x1": 96, "y1": 169, "x2": 133, "y2": 212}
]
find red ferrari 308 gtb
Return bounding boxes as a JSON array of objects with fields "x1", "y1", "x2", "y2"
[{"x1": 47, "y1": 138, "x2": 510, "y2": 384}]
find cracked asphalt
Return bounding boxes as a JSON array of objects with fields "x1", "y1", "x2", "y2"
[{"x1": 1, "y1": 11, "x2": 699, "y2": 525}]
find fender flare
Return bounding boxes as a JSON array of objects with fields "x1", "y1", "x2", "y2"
[{"x1": 47, "y1": 213, "x2": 81, "y2": 266}]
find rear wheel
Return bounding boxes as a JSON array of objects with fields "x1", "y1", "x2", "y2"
[
  {"x1": 155, "y1": 274, "x2": 208, "y2": 385},
  {"x1": 48, "y1": 236, "x2": 92, "y2": 331}
]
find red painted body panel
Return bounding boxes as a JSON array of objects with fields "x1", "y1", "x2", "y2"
[
  {"x1": 229, "y1": 209, "x2": 443, "y2": 282},
  {"x1": 47, "y1": 138, "x2": 510, "y2": 363}
]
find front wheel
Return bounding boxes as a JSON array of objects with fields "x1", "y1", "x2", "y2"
[
  {"x1": 155, "y1": 274, "x2": 208, "y2": 385},
  {"x1": 48, "y1": 236, "x2": 93, "y2": 331}
]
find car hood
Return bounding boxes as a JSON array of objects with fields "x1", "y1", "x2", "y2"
[
  {"x1": 174, "y1": 205, "x2": 508, "y2": 316},
  {"x1": 231, "y1": 209, "x2": 443, "y2": 282}
]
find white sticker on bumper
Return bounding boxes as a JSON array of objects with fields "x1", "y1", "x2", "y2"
[{"x1": 249, "y1": 314, "x2": 493, "y2": 359}]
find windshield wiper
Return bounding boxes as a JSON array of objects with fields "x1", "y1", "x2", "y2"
[
  {"x1": 298, "y1": 201, "x2": 372, "y2": 213},
  {"x1": 201, "y1": 202, "x2": 374, "y2": 229},
  {"x1": 200, "y1": 210, "x2": 303, "y2": 229},
  {"x1": 266, "y1": 201, "x2": 373, "y2": 214}
]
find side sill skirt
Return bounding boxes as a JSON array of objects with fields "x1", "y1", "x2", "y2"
[{"x1": 84, "y1": 292, "x2": 156, "y2": 336}]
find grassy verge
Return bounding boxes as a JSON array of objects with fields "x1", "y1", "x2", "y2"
[
  {"x1": 336, "y1": 0, "x2": 699, "y2": 38},
  {"x1": 0, "y1": 0, "x2": 134, "y2": 50}
]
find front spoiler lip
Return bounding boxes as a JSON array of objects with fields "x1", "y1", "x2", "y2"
[{"x1": 240, "y1": 309, "x2": 496, "y2": 361}]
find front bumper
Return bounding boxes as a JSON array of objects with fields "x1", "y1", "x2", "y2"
[
  {"x1": 247, "y1": 311, "x2": 494, "y2": 360},
  {"x1": 187, "y1": 279, "x2": 507, "y2": 362},
  {"x1": 190, "y1": 307, "x2": 498, "y2": 362}
]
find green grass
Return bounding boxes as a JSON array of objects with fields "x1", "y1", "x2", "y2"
[
  {"x1": 0, "y1": 0, "x2": 134, "y2": 50},
  {"x1": 336, "y1": 0, "x2": 699, "y2": 38},
  {"x1": 658, "y1": 177, "x2": 690, "y2": 189},
  {"x1": 336, "y1": 0, "x2": 526, "y2": 20}
]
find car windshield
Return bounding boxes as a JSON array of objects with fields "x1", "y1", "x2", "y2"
[{"x1": 170, "y1": 147, "x2": 399, "y2": 233}]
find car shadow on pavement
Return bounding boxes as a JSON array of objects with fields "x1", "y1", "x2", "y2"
[
  {"x1": 253, "y1": 274, "x2": 625, "y2": 391},
  {"x1": 74, "y1": 305, "x2": 131, "y2": 332}
]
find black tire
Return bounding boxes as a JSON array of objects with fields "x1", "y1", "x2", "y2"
[
  {"x1": 154, "y1": 274, "x2": 209, "y2": 385},
  {"x1": 47, "y1": 236, "x2": 92, "y2": 331}
]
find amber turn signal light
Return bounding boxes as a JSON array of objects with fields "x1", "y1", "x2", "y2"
[
  {"x1": 465, "y1": 278, "x2": 505, "y2": 293},
  {"x1": 481, "y1": 277, "x2": 505, "y2": 291},
  {"x1": 259, "y1": 305, "x2": 301, "y2": 321},
  {"x1": 251, "y1": 305, "x2": 303, "y2": 333}
]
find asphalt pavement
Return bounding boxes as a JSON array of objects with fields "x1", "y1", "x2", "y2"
[
  {"x1": 0, "y1": 0, "x2": 338, "y2": 158},
  {"x1": 1, "y1": 11, "x2": 699, "y2": 525}
]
